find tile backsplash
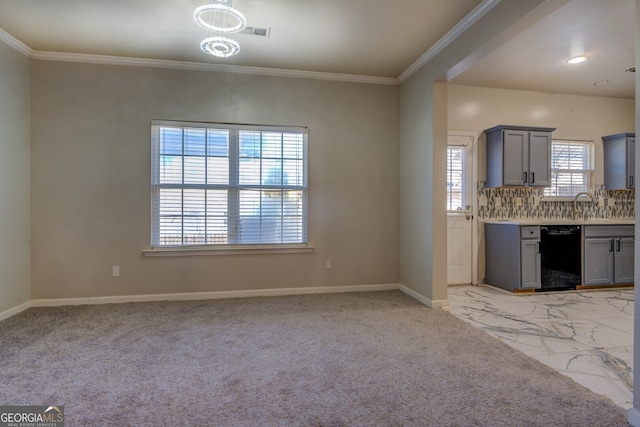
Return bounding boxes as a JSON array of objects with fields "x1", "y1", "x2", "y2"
[{"x1": 477, "y1": 183, "x2": 635, "y2": 220}]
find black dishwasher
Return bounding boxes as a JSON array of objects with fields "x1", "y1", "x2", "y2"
[{"x1": 540, "y1": 225, "x2": 582, "y2": 291}]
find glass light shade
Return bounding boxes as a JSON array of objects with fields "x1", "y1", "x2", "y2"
[
  {"x1": 194, "y1": 4, "x2": 247, "y2": 33},
  {"x1": 567, "y1": 55, "x2": 589, "y2": 64},
  {"x1": 200, "y1": 36, "x2": 240, "y2": 57}
]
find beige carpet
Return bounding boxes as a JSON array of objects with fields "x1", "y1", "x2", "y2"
[{"x1": 0, "y1": 291, "x2": 628, "y2": 426}]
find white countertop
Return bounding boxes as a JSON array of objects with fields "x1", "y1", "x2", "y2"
[{"x1": 483, "y1": 219, "x2": 635, "y2": 226}]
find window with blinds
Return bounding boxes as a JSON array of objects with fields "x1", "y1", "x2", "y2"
[
  {"x1": 447, "y1": 146, "x2": 465, "y2": 211},
  {"x1": 543, "y1": 140, "x2": 594, "y2": 198},
  {"x1": 151, "y1": 121, "x2": 308, "y2": 247}
]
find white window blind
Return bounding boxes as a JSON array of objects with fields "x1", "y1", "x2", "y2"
[
  {"x1": 543, "y1": 140, "x2": 594, "y2": 198},
  {"x1": 447, "y1": 146, "x2": 466, "y2": 211},
  {"x1": 151, "y1": 121, "x2": 308, "y2": 247}
]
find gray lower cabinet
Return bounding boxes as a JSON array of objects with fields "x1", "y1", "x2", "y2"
[
  {"x1": 521, "y1": 239, "x2": 542, "y2": 288},
  {"x1": 615, "y1": 237, "x2": 634, "y2": 283},
  {"x1": 582, "y1": 238, "x2": 615, "y2": 285},
  {"x1": 485, "y1": 223, "x2": 541, "y2": 291},
  {"x1": 583, "y1": 226, "x2": 634, "y2": 286}
]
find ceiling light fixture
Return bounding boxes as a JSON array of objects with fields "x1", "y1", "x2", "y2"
[
  {"x1": 567, "y1": 55, "x2": 589, "y2": 64},
  {"x1": 200, "y1": 36, "x2": 241, "y2": 58},
  {"x1": 194, "y1": 3, "x2": 246, "y2": 34},
  {"x1": 194, "y1": 0, "x2": 246, "y2": 58}
]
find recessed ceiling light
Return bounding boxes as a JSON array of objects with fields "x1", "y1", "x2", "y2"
[{"x1": 567, "y1": 55, "x2": 589, "y2": 64}]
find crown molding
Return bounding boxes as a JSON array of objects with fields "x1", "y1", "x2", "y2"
[
  {"x1": 0, "y1": 28, "x2": 32, "y2": 57},
  {"x1": 30, "y1": 50, "x2": 399, "y2": 86},
  {"x1": 3, "y1": 0, "x2": 499, "y2": 86},
  {"x1": 398, "y1": 0, "x2": 501, "y2": 83}
]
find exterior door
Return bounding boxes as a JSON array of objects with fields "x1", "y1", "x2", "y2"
[{"x1": 447, "y1": 137, "x2": 473, "y2": 285}]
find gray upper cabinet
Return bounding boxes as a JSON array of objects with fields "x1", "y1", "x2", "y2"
[
  {"x1": 603, "y1": 133, "x2": 635, "y2": 190},
  {"x1": 484, "y1": 125, "x2": 555, "y2": 188}
]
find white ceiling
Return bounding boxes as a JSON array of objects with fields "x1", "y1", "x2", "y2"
[
  {"x1": 451, "y1": 0, "x2": 636, "y2": 99},
  {"x1": 0, "y1": 0, "x2": 482, "y2": 78},
  {"x1": 0, "y1": 0, "x2": 635, "y2": 98}
]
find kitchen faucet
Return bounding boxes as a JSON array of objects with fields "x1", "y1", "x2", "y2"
[{"x1": 573, "y1": 191, "x2": 596, "y2": 220}]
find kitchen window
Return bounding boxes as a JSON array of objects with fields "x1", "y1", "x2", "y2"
[
  {"x1": 543, "y1": 139, "x2": 594, "y2": 198},
  {"x1": 150, "y1": 121, "x2": 308, "y2": 248}
]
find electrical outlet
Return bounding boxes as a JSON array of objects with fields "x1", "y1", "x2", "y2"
[
  {"x1": 479, "y1": 195, "x2": 488, "y2": 207},
  {"x1": 533, "y1": 195, "x2": 540, "y2": 206},
  {"x1": 607, "y1": 198, "x2": 615, "y2": 207},
  {"x1": 515, "y1": 197, "x2": 523, "y2": 207},
  {"x1": 112, "y1": 266, "x2": 120, "y2": 277},
  {"x1": 494, "y1": 197, "x2": 502, "y2": 208},
  {"x1": 325, "y1": 259, "x2": 332, "y2": 270},
  {"x1": 598, "y1": 198, "x2": 605, "y2": 207}
]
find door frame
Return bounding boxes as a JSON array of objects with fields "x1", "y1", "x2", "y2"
[{"x1": 448, "y1": 130, "x2": 479, "y2": 285}]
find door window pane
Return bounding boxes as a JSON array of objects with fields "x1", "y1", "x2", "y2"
[{"x1": 447, "y1": 146, "x2": 465, "y2": 211}]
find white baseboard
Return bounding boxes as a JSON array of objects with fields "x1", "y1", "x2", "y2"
[
  {"x1": 399, "y1": 284, "x2": 449, "y2": 308},
  {"x1": 30, "y1": 283, "x2": 401, "y2": 307},
  {"x1": 0, "y1": 283, "x2": 447, "y2": 320},
  {"x1": 629, "y1": 408, "x2": 640, "y2": 426},
  {"x1": 0, "y1": 301, "x2": 31, "y2": 322}
]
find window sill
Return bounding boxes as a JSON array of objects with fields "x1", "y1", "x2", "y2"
[{"x1": 142, "y1": 244, "x2": 315, "y2": 257}]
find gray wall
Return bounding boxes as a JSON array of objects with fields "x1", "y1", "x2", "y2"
[
  {"x1": 0, "y1": 41, "x2": 30, "y2": 313},
  {"x1": 30, "y1": 61, "x2": 399, "y2": 299},
  {"x1": 398, "y1": 0, "x2": 554, "y2": 305}
]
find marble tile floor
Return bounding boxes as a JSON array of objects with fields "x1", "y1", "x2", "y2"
[{"x1": 445, "y1": 284, "x2": 634, "y2": 409}]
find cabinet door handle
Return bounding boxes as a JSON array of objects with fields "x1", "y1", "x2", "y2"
[
  {"x1": 523, "y1": 172, "x2": 528, "y2": 184},
  {"x1": 610, "y1": 239, "x2": 615, "y2": 252},
  {"x1": 630, "y1": 176, "x2": 634, "y2": 187},
  {"x1": 616, "y1": 239, "x2": 621, "y2": 252},
  {"x1": 531, "y1": 172, "x2": 535, "y2": 184},
  {"x1": 537, "y1": 242, "x2": 541, "y2": 253}
]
